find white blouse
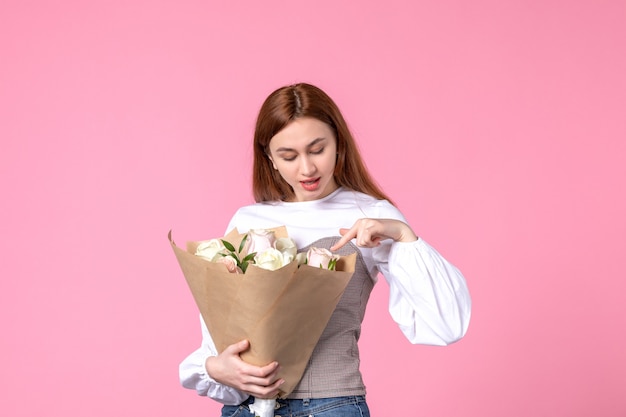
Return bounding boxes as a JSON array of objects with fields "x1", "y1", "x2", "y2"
[{"x1": 179, "y1": 187, "x2": 471, "y2": 405}]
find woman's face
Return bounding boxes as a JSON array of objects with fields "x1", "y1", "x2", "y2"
[{"x1": 267, "y1": 117, "x2": 339, "y2": 202}]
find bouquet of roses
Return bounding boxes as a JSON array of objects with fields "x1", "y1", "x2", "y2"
[{"x1": 169, "y1": 226, "x2": 356, "y2": 417}]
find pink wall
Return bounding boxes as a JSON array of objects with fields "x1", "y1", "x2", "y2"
[{"x1": 2, "y1": 1, "x2": 625, "y2": 416}]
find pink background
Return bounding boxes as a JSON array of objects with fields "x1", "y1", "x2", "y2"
[{"x1": 2, "y1": 1, "x2": 625, "y2": 416}]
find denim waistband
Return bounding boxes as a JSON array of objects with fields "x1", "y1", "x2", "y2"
[{"x1": 241, "y1": 395, "x2": 367, "y2": 416}]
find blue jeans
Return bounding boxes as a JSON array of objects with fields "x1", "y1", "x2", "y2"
[{"x1": 220, "y1": 396, "x2": 370, "y2": 417}]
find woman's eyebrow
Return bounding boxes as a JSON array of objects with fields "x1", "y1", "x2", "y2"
[{"x1": 275, "y1": 137, "x2": 327, "y2": 153}]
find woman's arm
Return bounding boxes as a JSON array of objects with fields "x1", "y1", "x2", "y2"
[
  {"x1": 206, "y1": 339, "x2": 284, "y2": 399},
  {"x1": 330, "y1": 217, "x2": 418, "y2": 250},
  {"x1": 179, "y1": 316, "x2": 283, "y2": 404},
  {"x1": 380, "y1": 238, "x2": 471, "y2": 345},
  {"x1": 331, "y1": 217, "x2": 471, "y2": 346}
]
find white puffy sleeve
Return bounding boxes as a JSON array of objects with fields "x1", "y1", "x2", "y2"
[
  {"x1": 179, "y1": 315, "x2": 249, "y2": 405},
  {"x1": 375, "y1": 238, "x2": 471, "y2": 346}
]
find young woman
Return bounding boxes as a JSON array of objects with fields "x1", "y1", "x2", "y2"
[{"x1": 180, "y1": 83, "x2": 471, "y2": 417}]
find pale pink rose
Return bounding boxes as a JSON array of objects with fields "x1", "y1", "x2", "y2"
[
  {"x1": 216, "y1": 255, "x2": 241, "y2": 274},
  {"x1": 306, "y1": 247, "x2": 339, "y2": 270},
  {"x1": 245, "y1": 229, "x2": 276, "y2": 255}
]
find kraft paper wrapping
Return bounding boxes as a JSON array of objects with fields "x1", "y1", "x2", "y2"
[{"x1": 169, "y1": 227, "x2": 355, "y2": 397}]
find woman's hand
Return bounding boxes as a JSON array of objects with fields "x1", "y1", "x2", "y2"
[
  {"x1": 205, "y1": 339, "x2": 284, "y2": 398},
  {"x1": 330, "y1": 218, "x2": 418, "y2": 251}
]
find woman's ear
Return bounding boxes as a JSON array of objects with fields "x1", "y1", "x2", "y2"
[{"x1": 267, "y1": 154, "x2": 278, "y2": 170}]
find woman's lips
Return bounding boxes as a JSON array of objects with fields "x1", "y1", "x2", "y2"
[{"x1": 300, "y1": 178, "x2": 321, "y2": 191}]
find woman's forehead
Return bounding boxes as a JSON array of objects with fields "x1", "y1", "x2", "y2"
[{"x1": 269, "y1": 118, "x2": 336, "y2": 149}]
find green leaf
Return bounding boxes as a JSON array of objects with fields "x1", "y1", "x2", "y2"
[
  {"x1": 238, "y1": 233, "x2": 249, "y2": 253},
  {"x1": 242, "y1": 252, "x2": 257, "y2": 263},
  {"x1": 328, "y1": 258, "x2": 338, "y2": 271},
  {"x1": 221, "y1": 239, "x2": 236, "y2": 253}
]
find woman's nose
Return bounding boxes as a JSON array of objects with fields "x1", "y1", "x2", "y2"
[{"x1": 300, "y1": 155, "x2": 316, "y2": 176}]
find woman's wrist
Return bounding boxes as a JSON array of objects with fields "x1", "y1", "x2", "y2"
[
  {"x1": 205, "y1": 355, "x2": 216, "y2": 379},
  {"x1": 392, "y1": 220, "x2": 418, "y2": 243}
]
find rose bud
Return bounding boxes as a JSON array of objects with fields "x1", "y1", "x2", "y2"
[{"x1": 216, "y1": 255, "x2": 242, "y2": 274}]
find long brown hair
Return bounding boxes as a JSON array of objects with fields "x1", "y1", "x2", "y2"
[{"x1": 252, "y1": 83, "x2": 393, "y2": 204}]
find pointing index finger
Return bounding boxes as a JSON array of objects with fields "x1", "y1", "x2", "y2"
[{"x1": 330, "y1": 227, "x2": 356, "y2": 251}]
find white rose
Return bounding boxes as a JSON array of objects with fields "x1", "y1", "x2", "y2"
[
  {"x1": 254, "y1": 248, "x2": 286, "y2": 271},
  {"x1": 295, "y1": 252, "x2": 308, "y2": 266},
  {"x1": 216, "y1": 255, "x2": 241, "y2": 273},
  {"x1": 306, "y1": 247, "x2": 339, "y2": 270},
  {"x1": 245, "y1": 229, "x2": 276, "y2": 255},
  {"x1": 195, "y1": 239, "x2": 226, "y2": 262},
  {"x1": 274, "y1": 237, "x2": 297, "y2": 264}
]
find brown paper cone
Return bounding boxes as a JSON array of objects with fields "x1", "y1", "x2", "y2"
[{"x1": 169, "y1": 228, "x2": 356, "y2": 397}]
